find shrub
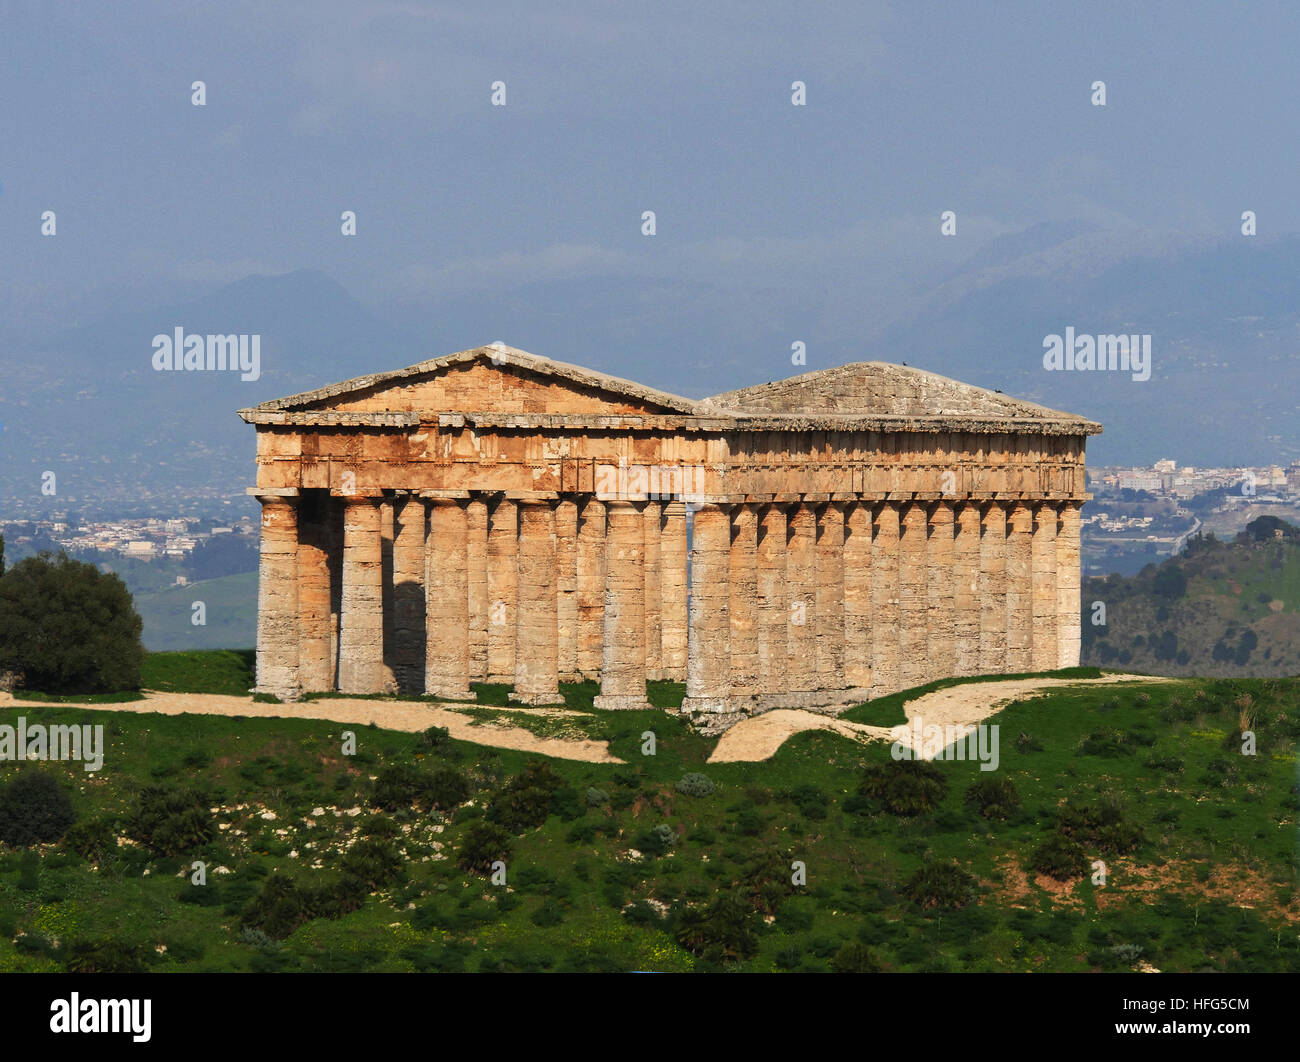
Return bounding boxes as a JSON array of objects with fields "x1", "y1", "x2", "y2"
[
  {"x1": 458, "y1": 821, "x2": 514, "y2": 874},
  {"x1": 584, "y1": 787, "x2": 609, "y2": 807},
  {"x1": 633, "y1": 823, "x2": 676, "y2": 857},
  {"x1": 674, "y1": 895, "x2": 759, "y2": 962},
  {"x1": 64, "y1": 939, "x2": 150, "y2": 974},
  {"x1": 371, "y1": 764, "x2": 470, "y2": 812},
  {"x1": 1057, "y1": 796, "x2": 1144, "y2": 854},
  {"x1": 62, "y1": 816, "x2": 115, "y2": 861},
  {"x1": 830, "y1": 940, "x2": 883, "y2": 973},
  {"x1": 127, "y1": 785, "x2": 213, "y2": 856},
  {"x1": 340, "y1": 838, "x2": 404, "y2": 890},
  {"x1": 241, "y1": 874, "x2": 311, "y2": 940},
  {"x1": 0, "y1": 770, "x2": 77, "y2": 847},
  {"x1": 902, "y1": 863, "x2": 975, "y2": 910},
  {"x1": 788, "y1": 784, "x2": 829, "y2": 820},
  {"x1": 1078, "y1": 727, "x2": 1130, "y2": 757},
  {"x1": 487, "y1": 761, "x2": 564, "y2": 832},
  {"x1": 856, "y1": 760, "x2": 947, "y2": 816},
  {"x1": 0, "y1": 553, "x2": 144, "y2": 692},
  {"x1": 675, "y1": 772, "x2": 715, "y2": 797},
  {"x1": 963, "y1": 777, "x2": 1021, "y2": 821},
  {"x1": 1030, "y1": 835, "x2": 1088, "y2": 880}
]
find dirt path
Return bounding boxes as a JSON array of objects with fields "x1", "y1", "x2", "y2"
[
  {"x1": 707, "y1": 673, "x2": 1173, "y2": 763},
  {"x1": 0, "y1": 690, "x2": 624, "y2": 764}
]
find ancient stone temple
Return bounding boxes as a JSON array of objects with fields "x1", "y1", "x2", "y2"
[{"x1": 240, "y1": 344, "x2": 1100, "y2": 732}]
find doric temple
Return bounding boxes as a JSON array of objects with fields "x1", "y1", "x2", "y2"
[{"x1": 239, "y1": 344, "x2": 1100, "y2": 733}]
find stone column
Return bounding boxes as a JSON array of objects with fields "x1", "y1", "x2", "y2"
[
  {"x1": 425, "y1": 496, "x2": 470, "y2": 700},
  {"x1": 255, "y1": 493, "x2": 301, "y2": 699},
  {"x1": 871, "y1": 502, "x2": 901, "y2": 696},
  {"x1": 556, "y1": 497, "x2": 580, "y2": 682},
  {"x1": 785, "y1": 503, "x2": 818, "y2": 693},
  {"x1": 659, "y1": 500, "x2": 688, "y2": 682},
  {"x1": 466, "y1": 495, "x2": 489, "y2": 682},
  {"x1": 1005, "y1": 501, "x2": 1034, "y2": 671},
  {"x1": 576, "y1": 497, "x2": 606, "y2": 680},
  {"x1": 1056, "y1": 500, "x2": 1082, "y2": 668},
  {"x1": 729, "y1": 504, "x2": 759, "y2": 703},
  {"x1": 338, "y1": 494, "x2": 385, "y2": 694},
  {"x1": 979, "y1": 502, "x2": 1007, "y2": 674},
  {"x1": 756, "y1": 504, "x2": 789, "y2": 695},
  {"x1": 815, "y1": 503, "x2": 846, "y2": 691},
  {"x1": 898, "y1": 501, "x2": 929, "y2": 690},
  {"x1": 926, "y1": 502, "x2": 955, "y2": 684},
  {"x1": 953, "y1": 501, "x2": 982, "y2": 676},
  {"x1": 1031, "y1": 501, "x2": 1060, "y2": 670},
  {"x1": 512, "y1": 498, "x2": 560, "y2": 704},
  {"x1": 486, "y1": 496, "x2": 518, "y2": 684},
  {"x1": 643, "y1": 500, "x2": 663, "y2": 680},
  {"x1": 682, "y1": 502, "x2": 731, "y2": 714},
  {"x1": 392, "y1": 493, "x2": 427, "y2": 695},
  {"x1": 297, "y1": 492, "x2": 333, "y2": 693},
  {"x1": 593, "y1": 500, "x2": 651, "y2": 709},
  {"x1": 378, "y1": 497, "x2": 398, "y2": 691},
  {"x1": 843, "y1": 500, "x2": 872, "y2": 691}
]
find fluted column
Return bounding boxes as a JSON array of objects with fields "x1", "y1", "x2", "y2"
[
  {"x1": 953, "y1": 501, "x2": 982, "y2": 676},
  {"x1": 466, "y1": 495, "x2": 489, "y2": 682},
  {"x1": 593, "y1": 500, "x2": 651, "y2": 709},
  {"x1": 512, "y1": 498, "x2": 560, "y2": 704},
  {"x1": 871, "y1": 502, "x2": 901, "y2": 695},
  {"x1": 486, "y1": 497, "x2": 518, "y2": 683},
  {"x1": 843, "y1": 500, "x2": 872, "y2": 691},
  {"x1": 297, "y1": 492, "x2": 333, "y2": 693},
  {"x1": 659, "y1": 500, "x2": 688, "y2": 682},
  {"x1": 815, "y1": 502, "x2": 845, "y2": 691},
  {"x1": 898, "y1": 501, "x2": 929, "y2": 690},
  {"x1": 785, "y1": 503, "x2": 818, "y2": 692},
  {"x1": 255, "y1": 494, "x2": 301, "y2": 699},
  {"x1": 1006, "y1": 501, "x2": 1034, "y2": 671},
  {"x1": 576, "y1": 497, "x2": 607, "y2": 680},
  {"x1": 338, "y1": 494, "x2": 385, "y2": 694},
  {"x1": 556, "y1": 497, "x2": 580, "y2": 682},
  {"x1": 1031, "y1": 501, "x2": 1060, "y2": 670},
  {"x1": 1056, "y1": 501, "x2": 1082, "y2": 667},
  {"x1": 979, "y1": 502, "x2": 1007, "y2": 673},
  {"x1": 729, "y1": 504, "x2": 759, "y2": 701},
  {"x1": 425, "y1": 497, "x2": 470, "y2": 700},
  {"x1": 756, "y1": 504, "x2": 789, "y2": 695},
  {"x1": 379, "y1": 498, "x2": 398, "y2": 691},
  {"x1": 926, "y1": 502, "x2": 955, "y2": 683},
  {"x1": 392, "y1": 493, "x2": 427, "y2": 695},
  {"x1": 682, "y1": 502, "x2": 731, "y2": 713},
  {"x1": 643, "y1": 500, "x2": 663, "y2": 680}
]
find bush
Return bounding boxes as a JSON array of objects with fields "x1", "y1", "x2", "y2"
[
  {"x1": 127, "y1": 785, "x2": 214, "y2": 856},
  {"x1": 788, "y1": 784, "x2": 829, "y2": 820},
  {"x1": 902, "y1": 863, "x2": 975, "y2": 910},
  {"x1": 1030, "y1": 835, "x2": 1088, "y2": 880},
  {"x1": 458, "y1": 821, "x2": 514, "y2": 874},
  {"x1": 487, "y1": 761, "x2": 565, "y2": 832},
  {"x1": 241, "y1": 874, "x2": 311, "y2": 940},
  {"x1": 831, "y1": 940, "x2": 883, "y2": 972},
  {"x1": 63, "y1": 816, "x2": 115, "y2": 861},
  {"x1": 856, "y1": 760, "x2": 947, "y2": 816},
  {"x1": 371, "y1": 764, "x2": 470, "y2": 812},
  {"x1": 0, "y1": 553, "x2": 145, "y2": 693},
  {"x1": 674, "y1": 895, "x2": 759, "y2": 962},
  {"x1": 339, "y1": 838, "x2": 404, "y2": 890},
  {"x1": 633, "y1": 823, "x2": 676, "y2": 857},
  {"x1": 584, "y1": 787, "x2": 609, "y2": 807},
  {"x1": 0, "y1": 770, "x2": 77, "y2": 847},
  {"x1": 675, "y1": 772, "x2": 715, "y2": 797},
  {"x1": 1057, "y1": 796, "x2": 1144, "y2": 854},
  {"x1": 963, "y1": 777, "x2": 1021, "y2": 821},
  {"x1": 64, "y1": 939, "x2": 150, "y2": 974}
]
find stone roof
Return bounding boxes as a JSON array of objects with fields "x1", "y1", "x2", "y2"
[{"x1": 240, "y1": 344, "x2": 1101, "y2": 436}]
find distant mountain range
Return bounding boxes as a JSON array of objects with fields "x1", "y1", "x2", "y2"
[{"x1": 2, "y1": 224, "x2": 1297, "y2": 513}]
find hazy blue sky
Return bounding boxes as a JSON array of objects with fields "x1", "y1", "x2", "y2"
[{"x1": 3, "y1": 1, "x2": 1298, "y2": 396}]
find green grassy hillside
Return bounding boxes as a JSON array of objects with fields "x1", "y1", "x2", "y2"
[{"x1": 133, "y1": 572, "x2": 257, "y2": 652}]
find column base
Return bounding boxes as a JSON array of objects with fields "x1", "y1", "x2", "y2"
[
  {"x1": 425, "y1": 685, "x2": 474, "y2": 701},
  {"x1": 509, "y1": 689, "x2": 563, "y2": 706},
  {"x1": 680, "y1": 687, "x2": 874, "y2": 734},
  {"x1": 253, "y1": 683, "x2": 302, "y2": 703},
  {"x1": 592, "y1": 694, "x2": 653, "y2": 711}
]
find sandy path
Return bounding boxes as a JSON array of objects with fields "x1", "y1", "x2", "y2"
[
  {"x1": 707, "y1": 673, "x2": 1172, "y2": 763},
  {"x1": 0, "y1": 690, "x2": 624, "y2": 764}
]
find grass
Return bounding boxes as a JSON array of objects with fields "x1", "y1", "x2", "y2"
[{"x1": 140, "y1": 649, "x2": 256, "y2": 696}]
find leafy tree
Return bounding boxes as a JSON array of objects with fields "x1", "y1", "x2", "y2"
[
  {"x1": 0, "y1": 552, "x2": 144, "y2": 693},
  {"x1": 0, "y1": 770, "x2": 77, "y2": 846},
  {"x1": 1151, "y1": 564, "x2": 1187, "y2": 600}
]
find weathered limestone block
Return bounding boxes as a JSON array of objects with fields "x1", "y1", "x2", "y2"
[
  {"x1": 338, "y1": 495, "x2": 386, "y2": 694},
  {"x1": 682, "y1": 502, "x2": 731, "y2": 715},
  {"x1": 556, "y1": 497, "x2": 579, "y2": 682},
  {"x1": 512, "y1": 500, "x2": 561, "y2": 704},
  {"x1": 1031, "y1": 501, "x2": 1059, "y2": 670},
  {"x1": 815, "y1": 503, "x2": 846, "y2": 691},
  {"x1": 297, "y1": 492, "x2": 333, "y2": 693},
  {"x1": 785, "y1": 503, "x2": 818, "y2": 692},
  {"x1": 729, "y1": 504, "x2": 759, "y2": 701},
  {"x1": 756, "y1": 504, "x2": 789, "y2": 694},
  {"x1": 577, "y1": 497, "x2": 606, "y2": 680},
  {"x1": 425, "y1": 498, "x2": 471, "y2": 699},
  {"x1": 1005, "y1": 502, "x2": 1034, "y2": 671},
  {"x1": 953, "y1": 502, "x2": 982, "y2": 676},
  {"x1": 256, "y1": 495, "x2": 301, "y2": 699},
  {"x1": 871, "y1": 503, "x2": 901, "y2": 695},
  {"x1": 392, "y1": 493, "x2": 427, "y2": 694},
  {"x1": 486, "y1": 497, "x2": 518, "y2": 683},
  {"x1": 926, "y1": 502, "x2": 955, "y2": 684},
  {"x1": 466, "y1": 495, "x2": 489, "y2": 682},
  {"x1": 594, "y1": 500, "x2": 651, "y2": 709},
  {"x1": 843, "y1": 501, "x2": 872, "y2": 690},
  {"x1": 979, "y1": 502, "x2": 1007, "y2": 673},
  {"x1": 659, "y1": 500, "x2": 688, "y2": 682},
  {"x1": 898, "y1": 501, "x2": 929, "y2": 690},
  {"x1": 643, "y1": 500, "x2": 663, "y2": 680},
  {"x1": 1056, "y1": 501, "x2": 1082, "y2": 667}
]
